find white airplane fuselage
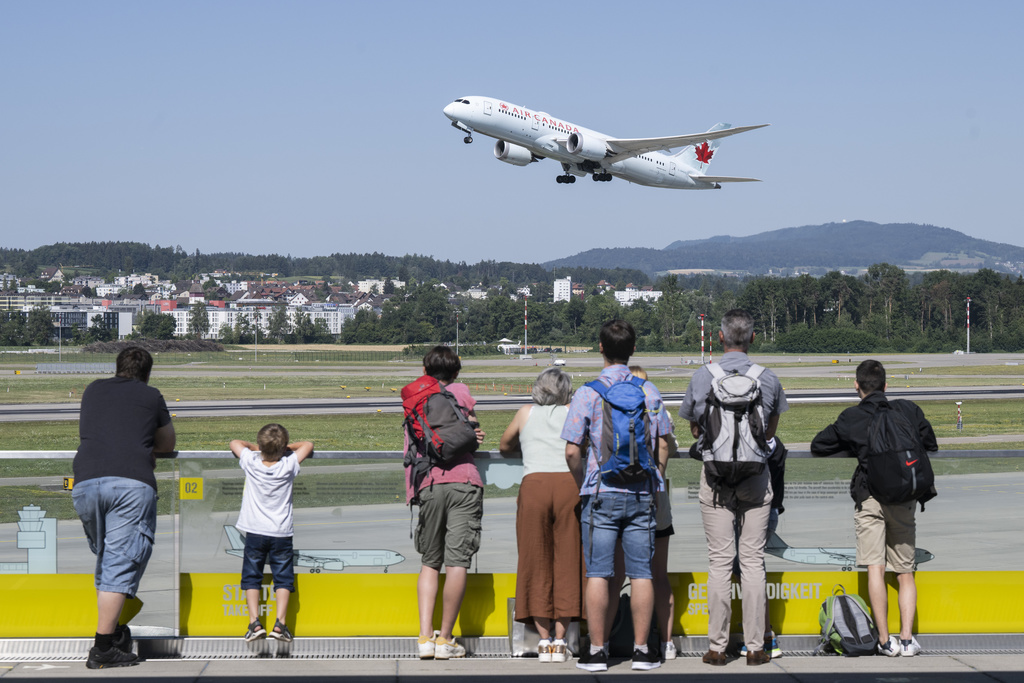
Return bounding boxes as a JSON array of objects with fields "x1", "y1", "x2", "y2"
[{"x1": 443, "y1": 97, "x2": 724, "y2": 189}]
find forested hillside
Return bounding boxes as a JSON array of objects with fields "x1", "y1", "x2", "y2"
[{"x1": 545, "y1": 221, "x2": 1024, "y2": 275}]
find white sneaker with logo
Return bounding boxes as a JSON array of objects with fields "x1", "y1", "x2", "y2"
[{"x1": 899, "y1": 636, "x2": 922, "y2": 657}]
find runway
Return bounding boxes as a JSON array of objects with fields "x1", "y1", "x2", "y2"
[{"x1": 2, "y1": 385, "x2": 1023, "y2": 421}]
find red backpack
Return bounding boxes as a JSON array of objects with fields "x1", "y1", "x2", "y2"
[{"x1": 401, "y1": 376, "x2": 479, "y2": 503}]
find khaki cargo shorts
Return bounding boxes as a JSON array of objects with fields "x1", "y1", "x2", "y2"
[
  {"x1": 415, "y1": 483, "x2": 483, "y2": 569},
  {"x1": 854, "y1": 495, "x2": 917, "y2": 573}
]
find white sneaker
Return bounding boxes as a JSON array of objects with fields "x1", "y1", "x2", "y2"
[
  {"x1": 899, "y1": 636, "x2": 922, "y2": 657},
  {"x1": 550, "y1": 640, "x2": 568, "y2": 663},
  {"x1": 538, "y1": 640, "x2": 552, "y2": 662},
  {"x1": 435, "y1": 636, "x2": 466, "y2": 659},
  {"x1": 418, "y1": 630, "x2": 438, "y2": 659},
  {"x1": 878, "y1": 635, "x2": 900, "y2": 657},
  {"x1": 661, "y1": 640, "x2": 677, "y2": 661}
]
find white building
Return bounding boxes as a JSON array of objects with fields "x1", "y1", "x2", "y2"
[
  {"x1": 554, "y1": 277, "x2": 572, "y2": 302},
  {"x1": 614, "y1": 284, "x2": 663, "y2": 306},
  {"x1": 356, "y1": 278, "x2": 405, "y2": 294},
  {"x1": 169, "y1": 303, "x2": 357, "y2": 339}
]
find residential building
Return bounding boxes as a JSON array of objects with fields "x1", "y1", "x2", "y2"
[{"x1": 554, "y1": 276, "x2": 572, "y2": 302}]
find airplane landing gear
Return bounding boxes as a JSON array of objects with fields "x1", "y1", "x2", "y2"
[
  {"x1": 592, "y1": 173, "x2": 612, "y2": 182},
  {"x1": 463, "y1": 135, "x2": 473, "y2": 144},
  {"x1": 556, "y1": 175, "x2": 576, "y2": 184}
]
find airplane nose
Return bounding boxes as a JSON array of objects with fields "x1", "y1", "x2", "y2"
[{"x1": 443, "y1": 102, "x2": 456, "y2": 120}]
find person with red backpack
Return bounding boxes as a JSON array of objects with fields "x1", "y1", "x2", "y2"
[{"x1": 402, "y1": 346, "x2": 485, "y2": 660}]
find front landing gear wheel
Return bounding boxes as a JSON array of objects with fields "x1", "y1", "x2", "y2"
[{"x1": 463, "y1": 136, "x2": 473, "y2": 144}]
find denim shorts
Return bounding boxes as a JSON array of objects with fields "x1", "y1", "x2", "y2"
[
  {"x1": 581, "y1": 491, "x2": 655, "y2": 580},
  {"x1": 240, "y1": 532, "x2": 295, "y2": 592},
  {"x1": 72, "y1": 476, "x2": 157, "y2": 597}
]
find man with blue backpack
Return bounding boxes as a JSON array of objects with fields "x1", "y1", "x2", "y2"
[
  {"x1": 678, "y1": 309, "x2": 789, "y2": 667},
  {"x1": 562, "y1": 320, "x2": 674, "y2": 672}
]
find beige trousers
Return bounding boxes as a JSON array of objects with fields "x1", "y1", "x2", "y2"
[{"x1": 699, "y1": 466, "x2": 772, "y2": 653}]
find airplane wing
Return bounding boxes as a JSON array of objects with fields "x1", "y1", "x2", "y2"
[
  {"x1": 690, "y1": 175, "x2": 762, "y2": 183},
  {"x1": 604, "y1": 124, "x2": 769, "y2": 163}
]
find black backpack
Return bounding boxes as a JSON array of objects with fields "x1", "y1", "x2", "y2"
[{"x1": 865, "y1": 400, "x2": 937, "y2": 510}]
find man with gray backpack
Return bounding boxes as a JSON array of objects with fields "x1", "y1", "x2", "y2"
[
  {"x1": 678, "y1": 309, "x2": 789, "y2": 666},
  {"x1": 811, "y1": 359, "x2": 938, "y2": 657}
]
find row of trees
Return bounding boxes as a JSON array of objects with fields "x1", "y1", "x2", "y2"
[{"x1": 6, "y1": 266, "x2": 1022, "y2": 353}]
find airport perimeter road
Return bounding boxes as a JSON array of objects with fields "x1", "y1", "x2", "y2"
[{"x1": 1, "y1": 652, "x2": 1023, "y2": 682}]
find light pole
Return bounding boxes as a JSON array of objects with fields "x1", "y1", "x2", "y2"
[
  {"x1": 699, "y1": 314, "x2": 705, "y2": 364},
  {"x1": 455, "y1": 309, "x2": 460, "y2": 357},
  {"x1": 966, "y1": 296, "x2": 971, "y2": 355}
]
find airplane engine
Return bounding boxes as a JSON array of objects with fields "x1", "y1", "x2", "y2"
[
  {"x1": 322, "y1": 561, "x2": 347, "y2": 571},
  {"x1": 494, "y1": 141, "x2": 535, "y2": 166},
  {"x1": 566, "y1": 132, "x2": 607, "y2": 161}
]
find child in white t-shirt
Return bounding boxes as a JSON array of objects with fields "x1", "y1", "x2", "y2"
[{"x1": 230, "y1": 423, "x2": 313, "y2": 642}]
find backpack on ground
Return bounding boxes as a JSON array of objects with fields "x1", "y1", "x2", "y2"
[
  {"x1": 698, "y1": 363, "x2": 770, "y2": 489},
  {"x1": 817, "y1": 585, "x2": 879, "y2": 656},
  {"x1": 865, "y1": 400, "x2": 937, "y2": 510},
  {"x1": 585, "y1": 375, "x2": 656, "y2": 487},
  {"x1": 401, "y1": 375, "x2": 479, "y2": 504}
]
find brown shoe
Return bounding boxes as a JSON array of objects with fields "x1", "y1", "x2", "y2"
[
  {"x1": 702, "y1": 650, "x2": 727, "y2": 666},
  {"x1": 746, "y1": 649, "x2": 770, "y2": 666}
]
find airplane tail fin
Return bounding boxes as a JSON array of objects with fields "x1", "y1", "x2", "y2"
[
  {"x1": 224, "y1": 525, "x2": 246, "y2": 550},
  {"x1": 672, "y1": 123, "x2": 731, "y2": 172},
  {"x1": 765, "y1": 529, "x2": 787, "y2": 551}
]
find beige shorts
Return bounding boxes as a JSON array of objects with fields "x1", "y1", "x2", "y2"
[{"x1": 854, "y1": 496, "x2": 916, "y2": 573}]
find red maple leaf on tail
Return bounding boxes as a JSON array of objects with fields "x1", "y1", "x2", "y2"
[{"x1": 695, "y1": 141, "x2": 714, "y2": 164}]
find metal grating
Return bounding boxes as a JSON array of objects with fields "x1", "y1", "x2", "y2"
[{"x1": 2, "y1": 635, "x2": 1022, "y2": 662}]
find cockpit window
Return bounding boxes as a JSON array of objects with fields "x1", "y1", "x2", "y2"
[{"x1": 459, "y1": 99, "x2": 470, "y2": 104}]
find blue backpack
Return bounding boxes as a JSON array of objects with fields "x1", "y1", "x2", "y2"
[{"x1": 586, "y1": 376, "x2": 656, "y2": 487}]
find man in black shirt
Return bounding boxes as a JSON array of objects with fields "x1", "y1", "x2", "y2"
[
  {"x1": 72, "y1": 347, "x2": 175, "y2": 668},
  {"x1": 811, "y1": 360, "x2": 937, "y2": 658}
]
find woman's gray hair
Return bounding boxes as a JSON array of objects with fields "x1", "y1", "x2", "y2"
[{"x1": 532, "y1": 367, "x2": 573, "y2": 405}]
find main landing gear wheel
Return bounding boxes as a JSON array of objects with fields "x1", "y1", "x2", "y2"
[
  {"x1": 556, "y1": 175, "x2": 576, "y2": 184},
  {"x1": 592, "y1": 173, "x2": 612, "y2": 182}
]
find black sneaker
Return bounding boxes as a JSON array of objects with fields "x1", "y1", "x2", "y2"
[
  {"x1": 86, "y1": 646, "x2": 139, "y2": 669},
  {"x1": 631, "y1": 647, "x2": 661, "y2": 671},
  {"x1": 269, "y1": 619, "x2": 293, "y2": 642},
  {"x1": 112, "y1": 624, "x2": 132, "y2": 653},
  {"x1": 244, "y1": 621, "x2": 267, "y2": 642},
  {"x1": 576, "y1": 648, "x2": 608, "y2": 672}
]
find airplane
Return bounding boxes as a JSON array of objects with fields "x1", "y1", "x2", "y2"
[
  {"x1": 223, "y1": 525, "x2": 405, "y2": 573},
  {"x1": 765, "y1": 530, "x2": 935, "y2": 571},
  {"x1": 442, "y1": 96, "x2": 768, "y2": 189}
]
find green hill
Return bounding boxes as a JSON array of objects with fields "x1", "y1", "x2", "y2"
[{"x1": 544, "y1": 221, "x2": 1024, "y2": 276}]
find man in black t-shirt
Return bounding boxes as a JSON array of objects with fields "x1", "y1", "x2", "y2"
[{"x1": 72, "y1": 347, "x2": 175, "y2": 669}]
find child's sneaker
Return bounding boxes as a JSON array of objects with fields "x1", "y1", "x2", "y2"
[
  {"x1": 269, "y1": 619, "x2": 293, "y2": 642},
  {"x1": 538, "y1": 639, "x2": 552, "y2": 662},
  {"x1": 767, "y1": 632, "x2": 782, "y2": 659},
  {"x1": 434, "y1": 636, "x2": 466, "y2": 659},
  {"x1": 899, "y1": 636, "x2": 922, "y2": 657},
  {"x1": 878, "y1": 635, "x2": 900, "y2": 657},
  {"x1": 661, "y1": 640, "x2": 677, "y2": 661},
  {"x1": 417, "y1": 630, "x2": 439, "y2": 659},
  {"x1": 550, "y1": 639, "x2": 569, "y2": 663},
  {"x1": 86, "y1": 646, "x2": 139, "y2": 669},
  {"x1": 244, "y1": 621, "x2": 267, "y2": 642}
]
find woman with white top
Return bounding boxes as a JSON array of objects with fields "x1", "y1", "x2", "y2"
[{"x1": 500, "y1": 367, "x2": 582, "y2": 663}]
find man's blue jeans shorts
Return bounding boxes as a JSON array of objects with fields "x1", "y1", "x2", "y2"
[
  {"x1": 240, "y1": 532, "x2": 295, "y2": 592},
  {"x1": 581, "y1": 491, "x2": 655, "y2": 580},
  {"x1": 72, "y1": 476, "x2": 157, "y2": 597}
]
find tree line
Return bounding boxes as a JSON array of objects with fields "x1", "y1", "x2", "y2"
[{"x1": 5, "y1": 264, "x2": 1021, "y2": 354}]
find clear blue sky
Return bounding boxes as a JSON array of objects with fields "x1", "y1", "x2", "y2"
[{"x1": 2, "y1": 1, "x2": 1022, "y2": 266}]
